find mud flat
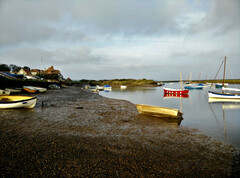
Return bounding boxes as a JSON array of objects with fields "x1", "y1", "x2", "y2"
[{"x1": 0, "y1": 86, "x2": 239, "y2": 177}]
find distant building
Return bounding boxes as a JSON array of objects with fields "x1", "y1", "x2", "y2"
[
  {"x1": 66, "y1": 77, "x2": 72, "y2": 81},
  {"x1": 30, "y1": 69, "x2": 41, "y2": 76},
  {"x1": 17, "y1": 68, "x2": 30, "y2": 76},
  {"x1": 43, "y1": 66, "x2": 64, "y2": 81}
]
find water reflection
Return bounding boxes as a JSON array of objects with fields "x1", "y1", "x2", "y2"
[
  {"x1": 164, "y1": 93, "x2": 189, "y2": 98},
  {"x1": 135, "y1": 114, "x2": 183, "y2": 128},
  {"x1": 100, "y1": 84, "x2": 240, "y2": 147}
]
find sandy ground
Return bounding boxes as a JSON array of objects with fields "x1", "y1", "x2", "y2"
[{"x1": 0, "y1": 86, "x2": 240, "y2": 177}]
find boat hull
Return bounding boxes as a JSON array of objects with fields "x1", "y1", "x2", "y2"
[
  {"x1": 164, "y1": 93, "x2": 189, "y2": 98},
  {"x1": 0, "y1": 90, "x2": 10, "y2": 95},
  {"x1": 136, "y1": 104, "x2": 183, "y2": 118},
  {"x1": 0, "y1": 96, "x2": 37, "y2": 109},
  {"x1": 163, "y1": 87, "x2": 189, "y2": 94},
  {"x1": 184, "y1": 86, "x2": 203, "y2": 90},
  {"x1": 208, "y1": 91, "x2": 240, "y2": 99}
]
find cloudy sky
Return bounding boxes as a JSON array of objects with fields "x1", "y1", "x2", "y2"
[{"x1": 0, "y1": 0, "x2": 239, "y2": 81}]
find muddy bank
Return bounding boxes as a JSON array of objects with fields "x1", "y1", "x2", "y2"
[{"x1": 0, "y1": 86, "x2": 239, "y2": 177}]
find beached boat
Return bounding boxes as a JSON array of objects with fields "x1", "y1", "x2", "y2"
[
  {"x1": 0, "y1": 90, "x2": 10, "y2": 95},
  {"x1": 49, "y1": 84, "x2": 61, "y2": 89},
  {"x1": 32, "y1": 87, "x2": 47, "y2": 93},
  {"x1": 135, "y1": 104, "x2": 183, "y2": 118},
  {"x1": 24, "y1": 86, "x2": 47, "y2": 93},
  {"x1": 91, "y1": 88, "x2": 99, "y2": 93},
  {"x1": 96, "y1": 85, "x2": 104, "y2": 91},
  {"x1": 0, "y1": 95, "x2": 37, "y2": 109},
  {"x1": 5, "y1": 88, "x2": 22, "y2": 93},
  {"x1": 23, "y1": 86, "x2": 38, "y2": 93},
  {"x1": 208, "y1": 56, "x2": 240, "y2": 100}
]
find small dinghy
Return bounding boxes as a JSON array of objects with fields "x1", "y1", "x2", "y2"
[
  {"x1": 23, "y1": 86, "x2": 38, "y2": 93},
  {"x1": 5, "y1": 88, "x2": 22, "y2": 93},
  {"x1": 0, "y1": 95, "x2": 37, "y2": 109},
  {"x1": 135, "y1": 104, "x2": 183, "y2": 118},
  {"x1": 0, "y1": 89, "x2": 10, "y2": 95}
]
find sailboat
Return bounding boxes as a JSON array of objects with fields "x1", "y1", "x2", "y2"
[{"x1": 208, "y1": 56, "x2": 240, "y2": 99}]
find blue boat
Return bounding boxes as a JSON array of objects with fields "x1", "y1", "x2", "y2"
[
  {"x1": 104, "y1": 85, "x2": 112, "y2": 91},
  {"x1": 184, "y1": 85, "x2": 203, "y2": 90}
]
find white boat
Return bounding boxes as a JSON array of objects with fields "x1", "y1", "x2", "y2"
[
  {"x1": 0, "y1": 95, "x2": 37, "y2": 109},
  {"x1": 5, "y1": 88, "x2": 22, "y2": 93},
  {"x1": 120, "y1": 85, "x2": 127, "y2": 89},
  {"x1": 96, "y1": 85, "x2": 104, "y2": 90},
  {"x1": 0, "y1": 90, "x2": 10, "y2": 95},
  {"x1": 208, "y1": 56, "x2": 240, "y2": 100},
  {"x1": 208, "y1": 91, "x2": 240, "y2": 99}
]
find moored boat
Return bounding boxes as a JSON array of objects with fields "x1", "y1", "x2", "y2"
[
  {"x1": 163, "y1": 87, "x2": 189, "y2": 94},
  {"x1": 184, "y1": 85, "x2": 203, "y2": 90},
  {"x1": 0, "y1": 95, "x2": 37, "y2": 109},
  {"x1": 209, "y1": 56, "x2": 240, "y2": 100},
  {"x1": 164, "y1": 93, "x2": 189, "y2": 98},
  {"x1": 215, "y1": 83, "x2": 228, "y2": 88},
  {"x1": 104, "y1": 85, "x2": 112, "y2": 91},
  {"x1": 120, "y1": 85, "x2": 127, "y2": 89},
  {"x1": 208, "y1": 91, "x2": 240, "y2": 99},
  {"x1": 135, "y1": 104, "x2": 183, "y2": 118}
]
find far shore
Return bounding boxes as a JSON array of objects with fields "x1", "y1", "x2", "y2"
[{"x1": 1, "y1": 86, "x2": 239, "y2": 176}]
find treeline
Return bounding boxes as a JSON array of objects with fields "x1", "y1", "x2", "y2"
[
  {"x1": 0, "y1": 64, "x2": 30, "y2": 72},
  {"x1": 76, "y1": 78, "x2": 157, "y2": 87}
]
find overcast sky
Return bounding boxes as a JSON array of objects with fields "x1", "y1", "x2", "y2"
[{"x1": 0, "y1": 0, "x2": 239, "y2": 81}]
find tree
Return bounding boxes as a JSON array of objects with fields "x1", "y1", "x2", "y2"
[
  {"x1": 23, "y1": 66, "x2": 30, "y2": 71},
  {"x1": 0, "y1": 64, "x2": 10, "y2": 71}
]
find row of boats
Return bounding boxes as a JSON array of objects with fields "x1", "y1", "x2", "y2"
[{"x1": 0, "y1": 84, "x2": 62, "y2": 109}]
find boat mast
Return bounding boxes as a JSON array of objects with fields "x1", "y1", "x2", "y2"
[
  {"x1": 180, "y1": 72, "x2": 183, "y2": 89},
  {"x1": 222, "y1": 56, "x2": 226, "y2": 93}
]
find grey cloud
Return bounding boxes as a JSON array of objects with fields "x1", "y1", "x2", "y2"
[
  {"x1": 2, "y1": 46, "x2": 106, "y2": 68},
  {"x1": 188, "y1": 0, "x2": 240, "y2": 35},
  {"x1": 0, "y1": 0, "x2": 187, "y2": 47}
]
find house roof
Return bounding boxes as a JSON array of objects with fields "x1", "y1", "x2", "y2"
[
  {"x1": 31, "y1": 69, "x2": 41, "y2": 73},
  {"x1": 19, "y1": 68, "x2": 31, "y2": 75},
  {"x1": 43, "y1": 66, "x2": 61, "y2": 74}
]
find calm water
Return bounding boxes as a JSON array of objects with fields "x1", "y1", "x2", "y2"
[{"x1": 100, "y1": 83, "x2": 240, "y2": 148}]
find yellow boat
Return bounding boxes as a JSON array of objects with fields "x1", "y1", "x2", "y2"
[
  {"x1": 0, "y1": 95, "x2": 37, "y2": 109},
  {"x1": 135, "y1": 104, "x2": 183, "y2": 118}
]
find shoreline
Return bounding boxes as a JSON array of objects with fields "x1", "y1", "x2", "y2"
[{"x1": 1, "y1": 86, "x2": 239, "y2": 176}]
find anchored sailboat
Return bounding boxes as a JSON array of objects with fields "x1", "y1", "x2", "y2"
[{"x1": 208, "y1": 56, "x2": 240, "y2": 100}]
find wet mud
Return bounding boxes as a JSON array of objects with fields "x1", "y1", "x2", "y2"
[{"x1": 1, "y1": 86, "x2": 240, "y2": 177}]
